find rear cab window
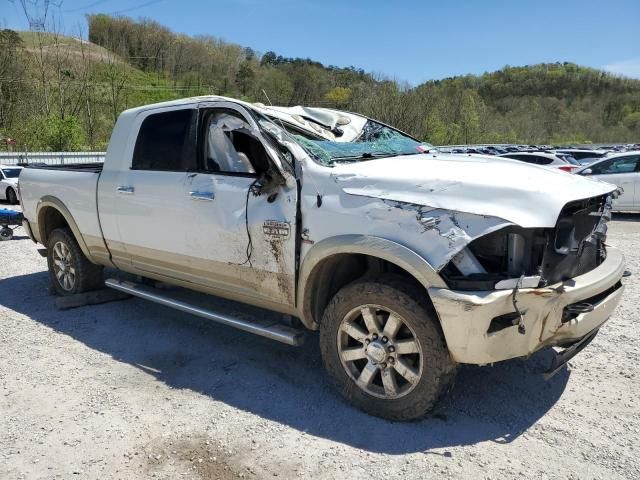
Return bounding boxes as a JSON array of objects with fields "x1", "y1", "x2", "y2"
[{"x1": 132, "y1": 109, "x2": 196, "y2": 171}]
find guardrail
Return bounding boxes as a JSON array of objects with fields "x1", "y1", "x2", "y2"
[{"x1": 0, "y1": 151, "x2": 105, "y2": 166}]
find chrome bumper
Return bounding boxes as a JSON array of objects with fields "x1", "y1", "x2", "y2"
[{"x1": 429, "y1": 246, "x2": 625, "y2": 364}]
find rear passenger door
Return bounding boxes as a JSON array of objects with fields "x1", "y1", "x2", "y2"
[{"x1": 102, "y1": 106, "x2": 198, "y2": 273}]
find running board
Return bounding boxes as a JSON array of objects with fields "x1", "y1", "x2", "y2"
[{"x1": 105, "y1": 278, "x2": 305, "y2": 346}]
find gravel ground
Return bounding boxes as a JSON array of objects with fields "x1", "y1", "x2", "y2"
[{"x1": 1, "y1": 202, "x2": 639, "y2": 480}]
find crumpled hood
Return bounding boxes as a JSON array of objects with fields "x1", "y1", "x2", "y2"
[{"x1": 333, "y1": 153, "x2": 616, "y2": 228}]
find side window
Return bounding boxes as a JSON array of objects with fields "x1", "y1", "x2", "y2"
[
  {"x1": 590, "y1": 156, "x2": 639, "y2": 175},
  {"x1": 132, "y1": 109, "x2": 196, "y2": 171},
  {"x1": 200, "y1": 109, "x2": 270, "y2": 175}
]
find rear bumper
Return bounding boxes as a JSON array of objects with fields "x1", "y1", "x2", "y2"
[{"x1": 429, "y1": 246, "x2": 625, "y2": 364}]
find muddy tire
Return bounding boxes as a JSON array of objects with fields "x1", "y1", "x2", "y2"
[
  {"x1": 47, "y1": 228, "x2": 104, "y2": 296},
  {"x1": 320, "y1": 275, "x2": 457, "y2": 421},
  {"x1": 6, "y1": 187, "x2": 18, "y2": 205}
]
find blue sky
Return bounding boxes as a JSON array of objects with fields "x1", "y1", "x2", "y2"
[{"x1": 2, "y1": 0, "x2": 639, "y2": 84}]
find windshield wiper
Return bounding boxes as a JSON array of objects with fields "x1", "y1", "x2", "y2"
[
  {"x1": 330, "y1": 151, "x2": 424, "y2": 164},
  {"x1": 330, "y1": 152, "x2": 395, "y2": 163}
]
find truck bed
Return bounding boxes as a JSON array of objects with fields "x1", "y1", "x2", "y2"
[{"x1": 19, "y1": 163, "x2": 104, "y2": 247}]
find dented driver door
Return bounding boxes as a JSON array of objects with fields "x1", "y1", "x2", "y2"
[{"x1": 179, "y1": 102, "x2": 298, "y2": 309}]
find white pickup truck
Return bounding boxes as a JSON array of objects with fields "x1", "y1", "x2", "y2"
[{"x1": 19, "y1": 96, "x2": 625, "y2": 420}]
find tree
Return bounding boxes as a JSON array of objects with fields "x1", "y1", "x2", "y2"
[
  {"x1": 623, "y1": 111, "x2": 640, "y2": 131},
  {"x1": 0, "y1": 30, "x2": 27, "y2": 132},
  {"x1": 45, "y1": 114, "x2": 85, "y2": 151},
  {"x1": 236, "y1": 60, "x2": 255, "y2": 97},
  {"x1": 16, "y1": 114, "x2": 85, "y2": 151},
  {"x1": 460, "y1": 90, "x2": 481, "y2": 144},
  {"x1": 102, "y1": 50, "x2": 129, "y2": 123},
  {"x1": 260, "y1": 51, "x2": 277, "y2": 67},
  {"x1": 422, "y1": 111, "x2": 448, "y2": 145},
  {"x1": 325, "y1": 87, "x2": 352, "y2": 108}
]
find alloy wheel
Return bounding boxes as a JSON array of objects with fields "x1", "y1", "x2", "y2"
[
  {"x1": 337, "y1": 304, "x2": 423, "y2": 399},
  {"x1": 52, "y1": 241, "x2": 76, "y2": 291}
]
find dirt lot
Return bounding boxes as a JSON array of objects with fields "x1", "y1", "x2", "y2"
[{"x1": 1, "y1": 202, "x2": 639, "y2": 480}]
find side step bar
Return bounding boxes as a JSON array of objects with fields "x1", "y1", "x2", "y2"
[{"x1": 105, "y1": 278, "x2": 305, "y2": 346}]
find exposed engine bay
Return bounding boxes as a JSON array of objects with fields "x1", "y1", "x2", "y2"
[{"x1": 441, "y1": 193, "x2": 614, "y2": 291}]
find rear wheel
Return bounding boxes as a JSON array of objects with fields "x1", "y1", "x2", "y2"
[
  {"x1": 320, "y1": 275, "x2": 457, "y2": 421},
  {"x1": 47, "y1": 228, "x2": 104, "y2": 296},
  {"x1": 0, "y1": 227, "x2": 13, "y2": 241},
  {"x1": 6, "y1": 188, "x2": 18, "y2": 205}
]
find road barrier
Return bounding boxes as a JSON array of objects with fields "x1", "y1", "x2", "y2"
[{"x1": 0, "y1": 151, "x2": 105, "y2": 166}]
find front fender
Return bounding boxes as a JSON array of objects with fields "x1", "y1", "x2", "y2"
[{"x1": 297, "y1": 234, "x2": 447, "y2": 329}]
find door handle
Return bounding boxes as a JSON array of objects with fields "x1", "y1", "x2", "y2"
[
  {"x1": 189, "y1": 191, "x2": 215, "y2": 201},
  {"x1": 117, "y1": 185, "x2": 135, "y2": 194}
]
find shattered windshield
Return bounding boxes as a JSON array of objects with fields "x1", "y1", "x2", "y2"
[{"x1": 293, "y1": 120, "x2": 430, "y2": 165}]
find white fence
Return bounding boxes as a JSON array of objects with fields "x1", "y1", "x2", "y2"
[{"x1": 0, "y1": 151, "x2": 105, "y2": 166}]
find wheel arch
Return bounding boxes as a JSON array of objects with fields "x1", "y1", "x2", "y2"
[
  {"x1": 36, "y1": 196, "x2": 96, "y2": 263},
  {"x1": 297, "y1": 235, "x2": 447, "y2": 330}
]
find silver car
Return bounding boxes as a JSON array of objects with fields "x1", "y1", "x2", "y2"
[{"x1": 575, "y1": 152, "x2": 640, "y2": 211}]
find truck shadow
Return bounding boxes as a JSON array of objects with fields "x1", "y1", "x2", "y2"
[
  {"x1": 0, "y1": 271, "x2": 570, "y2": 455},
  {"x1": 612, "y1": 213, "x2": 640, "y2": 222}
]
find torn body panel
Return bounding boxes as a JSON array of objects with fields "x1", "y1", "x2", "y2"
[{"x1": 300, "y1": 178, "x2": 512, "y2": 276}]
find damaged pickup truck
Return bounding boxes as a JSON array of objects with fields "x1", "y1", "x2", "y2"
[{"x1": 19, "y1": 96, "x2": 625, "y2": 420}]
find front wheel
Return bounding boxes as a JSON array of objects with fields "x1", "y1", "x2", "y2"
[
  {"x1": 47, "y1": 228, "x2": 104, "y2": 296},
  {"x1": 320, "y1": 275, "x2": 457, "y2": 421}
]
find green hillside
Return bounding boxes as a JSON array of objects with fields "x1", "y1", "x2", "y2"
[{"x1": 0, "y1": 15, "x2": 639, "y2": 151}]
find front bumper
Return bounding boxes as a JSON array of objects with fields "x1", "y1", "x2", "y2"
[{"x1": 429, "y1": 246, "x2": 625, "y2": 365}]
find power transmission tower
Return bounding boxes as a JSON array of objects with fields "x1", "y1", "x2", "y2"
[{"x1": 9, "y1": 0, "x2": 63, "y2": 31}]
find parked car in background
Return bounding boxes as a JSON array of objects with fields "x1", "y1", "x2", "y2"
[
  {"x1": 498, "y1": 152, "x2": 580, "y2": 172},
  {"x1": 575, "y1": 152, "x2": 640, "y2": 211},
  {"x1": 554, "y1": 149, "x2": 610, "y2": 165},
  {"x1": 0, "y1": 165, "x2": 22, "y2": 204}
]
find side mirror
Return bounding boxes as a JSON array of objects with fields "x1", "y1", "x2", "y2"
[{"x1": 582, "y1": 168, "x2": 593, "y2": 175}]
